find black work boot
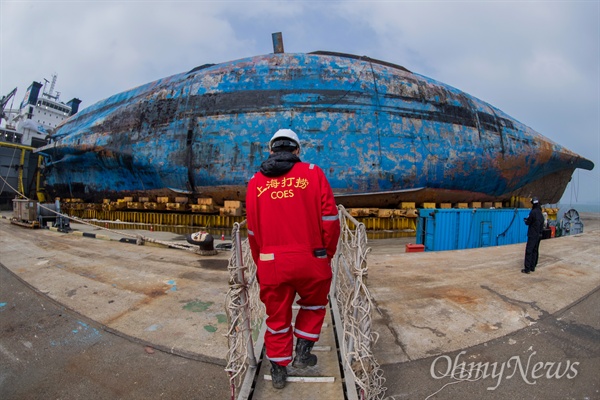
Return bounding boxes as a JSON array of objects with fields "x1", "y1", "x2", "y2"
[
  {"x1": 292, "y1": 338, "x2": 318, "y2": 368},
  {"x1": 270, "y1": 362, "x2": 287, "y2": 389}
]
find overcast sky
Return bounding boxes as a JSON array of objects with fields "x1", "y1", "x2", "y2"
[{"x1": 1, "y1": 0, "x2": 598, "y2": 206}]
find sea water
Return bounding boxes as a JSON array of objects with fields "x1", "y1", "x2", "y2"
[{"x1": 557, "y1": 202, "x2": 600, "y2": 215}]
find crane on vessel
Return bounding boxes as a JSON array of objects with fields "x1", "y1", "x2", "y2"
[{"x1": 0, "y1": 87, "x2": 18, "y2": 125}]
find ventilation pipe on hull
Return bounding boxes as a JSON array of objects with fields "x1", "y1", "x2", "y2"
[
  {"x1": 67, "y1": 98, "x2": 82, "y2": 116},
  {"x1": 272, "y1": 32, "x2": 284, "y2": 54}
]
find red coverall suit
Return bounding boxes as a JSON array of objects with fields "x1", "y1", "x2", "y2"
[{"x1": 246, "y1": 162, "x2": 340, "y2": 366}]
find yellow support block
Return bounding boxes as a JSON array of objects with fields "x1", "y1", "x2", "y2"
[{"x1": 127, "y1": 202, "x2": 143, "y2": 210}]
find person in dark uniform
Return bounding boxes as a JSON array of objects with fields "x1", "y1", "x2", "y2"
[{"x1": 522, "y1": 197, "x2": 544, "y2": 273}]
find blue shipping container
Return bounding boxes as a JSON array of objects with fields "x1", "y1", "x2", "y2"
[{"x1": 416, "y1": 208, "x2": 531, "y2": 251}]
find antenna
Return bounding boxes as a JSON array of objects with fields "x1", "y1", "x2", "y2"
[
  {"x1": 49, "y1": 74, "x2": 57, "y2": 98},
  {"x1": 42, "y1": 74, "x2": 60, "y2": 101}
]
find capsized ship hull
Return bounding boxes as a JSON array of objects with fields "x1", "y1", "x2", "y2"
[{"x1": 36, "y1": 51, "x2": 594, "y2": 208}]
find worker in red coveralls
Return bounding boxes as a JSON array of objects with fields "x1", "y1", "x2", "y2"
[{"x1": 245, "y1": 128, "x2": 340, "y2": 389}]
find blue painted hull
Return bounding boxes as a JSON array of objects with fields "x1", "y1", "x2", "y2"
[{"x1": 37, "y1": 51, "x2": 594, "y2": 207}]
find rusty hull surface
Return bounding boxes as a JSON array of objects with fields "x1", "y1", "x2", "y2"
[
  {"x1": 36, "y1": 52, "x2": 593, "y2": 208},
  {"x1": 1, "y1": 212, "x2": 598, "y2": 373}
]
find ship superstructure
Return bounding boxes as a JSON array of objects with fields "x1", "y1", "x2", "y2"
[{"x1": 0, "y1": 75, "x2": 81, "y2": 208}]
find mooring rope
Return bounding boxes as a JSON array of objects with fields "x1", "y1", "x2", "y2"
[
  {"x1": 0, "y1": 146, "x2": 19, "y2": 195},
  {"x1": 0, "y1": 174, "x2": 204, "y2": 254}
]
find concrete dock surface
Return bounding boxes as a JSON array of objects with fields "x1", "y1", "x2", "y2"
[{"x1": 0, "y1": 211, "x2": 598, "y2": 399}]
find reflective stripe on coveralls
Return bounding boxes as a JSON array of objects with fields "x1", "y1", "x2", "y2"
[
  {"x1": 265, "y1": 325, "x2": 294, "y2": 363},
  {"x1": 268, "y1": 355, "x2": 293, "y2": 363},
  {"x1": 300, "y1": 305, "x2": 326, "y2": 310},
  {"x1": 294, "y1": 328, "x2": 320, "y2": 340},
  {"x1": 267, "y1": 325, "x2": 291, "y2": 335}
]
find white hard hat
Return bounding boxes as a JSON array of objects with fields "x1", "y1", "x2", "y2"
[{"x1": 269, "y1": 129, "x2": 300, "y2": 149}]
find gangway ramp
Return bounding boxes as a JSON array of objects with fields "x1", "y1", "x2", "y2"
[
  {"x1": 227, "y1": 208, "x2": 382, "y2": 399},
  {"x1": 238, "y1": 305, "x2": 347, "y2": 399}
]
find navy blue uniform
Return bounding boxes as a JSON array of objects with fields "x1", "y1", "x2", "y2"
[{"x1": 524, "y1": 204, "x2": 544, "y2": 272}]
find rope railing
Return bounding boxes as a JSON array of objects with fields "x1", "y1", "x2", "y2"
[
  {"x1": 224, "y1": 222, "x2": 264, "y2": 398},
  {"x1": 333, "y1": 205, "x2": 386, "y2": 399}
]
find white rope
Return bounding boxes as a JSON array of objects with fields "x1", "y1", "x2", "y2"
[
  {"x1": 333, "y1": 205, "x2": 387, "y2": 399},
  {"x1": 0, "y1": 146, "x2": 19, "y2": 195},
  {"x1": 424, "y1": 366, "x2": 484, "y2": 400},
  {"x1": 0, "y1": 174, "x2": 204, "y2": 254},
  {"x1": 224, "y1": 222, "x2": 264, "y2": 397}
]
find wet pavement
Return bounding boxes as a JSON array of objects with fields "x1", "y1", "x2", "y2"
[
  {"x1": 0, "y1": 211, "x2": 598, "y2": 399},
  {"x1": 0, "y1": 264, "x2": 230, "y2": 400}
]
